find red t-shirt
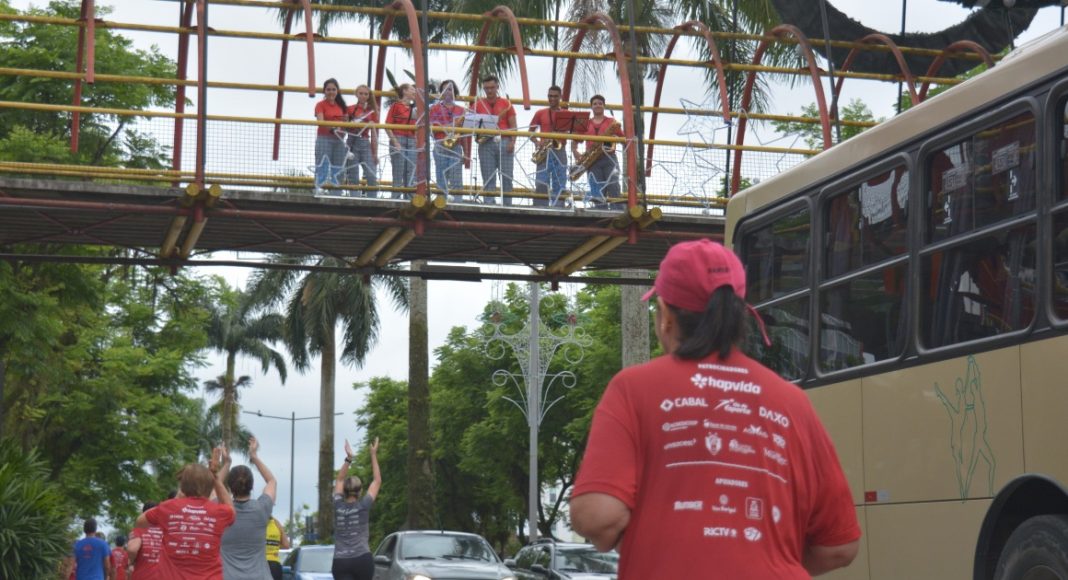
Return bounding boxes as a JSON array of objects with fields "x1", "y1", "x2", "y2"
[
  {"x1": 429, "y1": 102, "x2": 465, "y2": 139},
  {"x1": 529, "y1": 108, "x2": 561, "y2": 134},
  {"x1": 144, "y1": 497, "x2": 235, "y2": 580},
  {"x1": 314, "y1": 99, "x2": 346, "y2": 137},
  {"x1": 129, "y1": 526, "x2": 164, "y2": 580},
  {"x1": 111, "y1": 547, "x2": 130, "y2": 580},
  {"x1": 581, "y1": 117, "x2": 623, "y2": 152},
  {"x1": 473, "y1": 97, "x2": 514, "y2": 130},
  {"x1": 346, "y1": 104, "x2": 378, "y2": 138},
  {"x1": 573, "y1": 350, "x2": 860, "y2": 579},
  {"x1": 385, "y1": 101, "x2": 416, "y2": 138}
]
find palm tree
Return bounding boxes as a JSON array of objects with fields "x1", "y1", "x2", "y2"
[
  {"x1": 205, "y1": 286, "x2": 288, "y2": 449},
  {"x1": 246, "y1": 255, "x2": 408, "y2": 540},
  {"x1": 190, "y1": 394, "x2": 254, "y2": 461},
  {"x1": 202, "y1": 374, "x2": 256, "y2": 453}
]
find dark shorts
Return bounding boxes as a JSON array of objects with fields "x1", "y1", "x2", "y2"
[
  {"x1": 332, "y1": 552, "x2": 373, "y2": 580},
  {"x1": 269, "y1": 560, "x2": 283, "y2": 580}
]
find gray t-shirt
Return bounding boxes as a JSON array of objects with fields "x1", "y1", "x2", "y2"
[
  {"x1": 333, "y1": 493, "x2": 374, "y2": 559},
  {"x1": 221, "y1": 493, "x2": 274, "y2": 579}
]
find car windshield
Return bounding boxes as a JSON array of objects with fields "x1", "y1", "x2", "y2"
[
  {"x1": 300, "y1": 548, "x2": 335, "y2": 573},
  {"x1": 556, "y1": 547, "x2": 619, "y2": 574},
  {"x1": 400, "y1": 535, "x2": 498, "y2": 562}
]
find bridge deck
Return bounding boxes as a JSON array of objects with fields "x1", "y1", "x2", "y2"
[{"x1": 0, "y1": 178, "x2": 723, "y2": 276}]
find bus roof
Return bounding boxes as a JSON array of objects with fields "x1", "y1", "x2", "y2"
[{"x1": 724, "y1": 24, "x2": 1068, "y2": 247}]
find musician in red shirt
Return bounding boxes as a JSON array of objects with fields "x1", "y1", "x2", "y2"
[
  {"x1": 429, "y1": 79, "x2": 469, "y2": 199},
  {"x1": 384, "y1": 83, "x2": 419, "y2": 199},
  {"x1": 313, "y1": 78, "x2": 348, "y2": 192},
  {"x1": 345, "y1": 84, "x2": 379, "y2": 197},
  {"x1": 529, "y1": 85, "x2": 568, "y2": 207},
  {"x1": 571, "y1": 95, "x2": 623, "y2": 210},
  {"x1": 473, "y1": 76, "x2": 516, "y2": 205}
]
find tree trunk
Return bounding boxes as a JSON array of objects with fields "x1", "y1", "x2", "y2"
[
  {"x1": 620, "y1": 269, "x2": 651, "y2": 367},
  {"x1": 223, "y1": 352, "x2": 236, "y2": 449},
  {"x1": 317, "y1": 331, "x2": 337, "y2": 541},
  {"x1": 405, "y1": 261, "x2": 435, "y2": 529}
]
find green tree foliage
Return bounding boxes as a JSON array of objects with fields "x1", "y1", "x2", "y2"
[
  {"x1": 353, "y1": 282, "x2": 650, "y2": 551},
  {"x1": 0, "y1": 440, "x2": 72, "y2": 580},
  {"x1": 0, "y1": 256, "x2": 220, "y2": 527},
  {"x1": 0, "y1": 0, "x2": 176, "y2": 168},
  {"x1": 771, "y1": 98, "x2": 880, "y2": 150}
]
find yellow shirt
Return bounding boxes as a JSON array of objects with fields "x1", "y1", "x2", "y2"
[{"x1": 266, "y1": 519, "x2": 283, "y2": 563}]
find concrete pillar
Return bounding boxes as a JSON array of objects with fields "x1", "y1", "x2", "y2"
[{"x1": 620, "y1": 269, "x2": 652, "y2": 367}]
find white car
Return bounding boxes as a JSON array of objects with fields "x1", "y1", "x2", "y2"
[{"x1": 372, "y1": 530, "x2": 516, "y2": 580}]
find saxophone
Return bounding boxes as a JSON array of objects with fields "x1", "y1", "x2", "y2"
[
  {"x1": 441, "y1": 114, "x2": 464, "y2": 149},
  {"x1": 531, "y1": 139, "x2": 562, "y2": 164},
  {"x1": 569, "y1": 120, "x2": 619, "y2": 180}
]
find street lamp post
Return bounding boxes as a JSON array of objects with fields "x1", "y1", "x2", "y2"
[{"x1": 243, "y1": 410, "x2": 343, "y2": 528}]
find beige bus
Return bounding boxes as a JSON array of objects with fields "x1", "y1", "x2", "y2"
[{"x1": 724, "y1": 26, "x2": 1068, "y2": 580}]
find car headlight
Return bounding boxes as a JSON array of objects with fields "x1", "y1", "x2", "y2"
[
  {"x1": 408, "y1": 575, "x2": 432, "y2": 580},
  {"x1": 500, "y1": 576, "x2": 517, "y2": 580}
]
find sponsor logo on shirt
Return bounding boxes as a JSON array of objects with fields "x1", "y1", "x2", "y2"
[
  {"x1": 703, "y1": 419, "x2": 738, "y2": 432},
  {"x1": 746, "y1": 497, "x2": 764, "y2": 520},
  {"x1": 715, "y1": 398, "x2": 752, "y2": 415},
  {"x1": 697, "y1": 362, "x2": 749, "y2": 375},
  {"x1": 690, "y1": 373, "x2": 762, "y2": 395},
  {"x1": 662, "y1": 420, "x2": 699, "y2": 432},
  {"x1": 674, "y1": 500, "x2": 703, "y2": 511},
  {"x1": 729, "y1": 439, "x2": 756, "y2": 455},
  {"x1": 661, "y1": 397, "x2": 709, "y2": 412},
  {"x1": 772, "y1": 506, "x2": 782, "y2": 524},
  {"x1": 705, "y1": 433, "x2": 723, "y2": 456},
  {"x1": 715, "y1": 477, "x2": 749, "y2": 489},
  {"x1": 744, "y1": 527, "x2": 763, "y2": 542},
  {"x1": 743, "y1": 424, "x2": 768, "y2": 438},
  {"x1": 703, "y1": 527, "x2": 738, "y2": 538},
  {"x1": 772, "y1": 433, "x2": 787, "y2": 449},
  {"x1": 764, "y1": 448, "x2": 789, "y2": 467},
  {"x1": 711, "y1": 494, "x2": 738, "y2": 515},
  {"x1": 664, "y1": 438, "x2": 697, "y2": 450},
  {"x1": 759, "y1": 406, "x2": 791, "y2": 428}
]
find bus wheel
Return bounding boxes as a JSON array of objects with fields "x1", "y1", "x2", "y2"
[{"x1": 994, "y1": 515, "x2": 1068, "y2": 580}]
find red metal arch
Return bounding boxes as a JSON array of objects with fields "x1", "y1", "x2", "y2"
[
  {"x1": 561, "y1": 13, "x2": 640, "y2": 211},
  {"x1": 731, "y1": 24, "x2": 830, "y2": 196},
  {"x1": 373, "y1": 0, "x2": 430, "y2": 197},
  {"x1": 645, "y1": 20, "x2": 731, "y2": 177},
  {"x1": 466, "y1": 6, "x2": 531, "y2": 110},
  {"x1": 172, "y1": 0, "x2": 195, "y2": 185},
  {"x1": 919, "y1": 40, "x2": 994, "y2": 102},
  {"x1": 70, "y1": 0, "x2": 96, "y2": 153},
  {"x1": 832, "y1": 33, "x2": 917, "y2": 116},
  {"x1": 271, "y1": 0, "x2": 318, "y2": 161}
]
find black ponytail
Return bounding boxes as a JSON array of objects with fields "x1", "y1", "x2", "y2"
[{"x1": 669, "y1": 286, "x2": 748, "y2": 360}]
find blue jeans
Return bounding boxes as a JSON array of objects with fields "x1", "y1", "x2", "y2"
[
  {"x1": 433, "y1": 140, "x2": 463, "y2": 197},
  {"x1": 389, "y1": 135, "x2": 416, "y2": 199},
  {"x1": 586, "y1": 152, "x2": 620, "y2": 207},
  {"x1": 534, "y1": 147, "x2": 567, "y2": 207},
  {"x1": 314, "y1": 134, "x2": 348, "y2": 190},
  {"x1": 478, "y1": 137, "x2": 514, "y2": 205},
  {"x1": 346, "y1": 135, "x2": 378, "y2": 196}
]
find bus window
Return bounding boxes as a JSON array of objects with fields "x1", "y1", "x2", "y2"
[
  {"x1": 1061, "y1": 97, "x2": 1067, "y2": 200},
  {"x1": 1054, "y1": 213, "x2": 1068, "y2": 320},
  {"x1": 745, "y1": 296, "x2": 810, "y2": 382},
  {"x1": 921, "y1": 225, "x2": 1037, "y2": 348},
  {"x1": 819, "y1": 263, "x2": 907, "y2": 372},
  {"x1": 824, "y1": 166, "x2": 909, "y2": 279},
  {"x1": 927, "y1": 112, "x2": 1036, "y2": 243},
  {"x1": 742, "y1": 206, "x2": 811, "y2": 305}
]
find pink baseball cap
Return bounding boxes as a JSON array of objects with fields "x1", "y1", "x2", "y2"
[{"x1": 643, "y1": 239, "x2": 770, "y2": 345}]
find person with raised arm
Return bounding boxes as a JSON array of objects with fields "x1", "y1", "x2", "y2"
[
  {"x1": 330, "y1": 437, "x2": 381, "y2": 580},
  {"x1": 136, "y1": 446, "x2": 236, "y2": 580},
  {"x1": 221, "y1": 436, "x2": 278, "y2": 579}
]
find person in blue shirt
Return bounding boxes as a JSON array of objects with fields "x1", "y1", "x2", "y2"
[{"x1": 73, "y1": 518, "x2": 112, "y2": 580}]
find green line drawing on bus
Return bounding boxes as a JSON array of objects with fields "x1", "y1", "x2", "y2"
[{"x1": 934, "y1": 356, "x2": 996, "y2": 499}]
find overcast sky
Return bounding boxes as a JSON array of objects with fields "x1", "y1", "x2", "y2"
[{"x1": 10, "y1": 0, "x2": 1065, "y2": 529}]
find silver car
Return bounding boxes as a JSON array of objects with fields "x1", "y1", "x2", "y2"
[{"x1": 372, "y1": 530, "x2": 516, "y2": 580}]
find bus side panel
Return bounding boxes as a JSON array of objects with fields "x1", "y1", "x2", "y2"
[
  {"x1": 821, "y1": 506, "x2": 870, "y2": 580},
  {"x1": 866, "y1": 499, "x2": 990, "y2": 580},
  {"x1": 1020, "y1": 335, "x2": 1068, "y2": 482},
  {"x1": 807, "y1": 379, "x2": 865, "y2": 504},
  {"x1": 862, "y1": 348, "x2": 1024, "y2": 504}
]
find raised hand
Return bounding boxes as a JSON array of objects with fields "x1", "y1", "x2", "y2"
[
  {"x1": 344, "y1": 439, "x2": 354, "y2": 459},
  {"x1": 370, "y1": 437, "x2": 380, "y2": 455},
  {"x1": 248, "y1": 437, "x2": 259, "y2": 459}
]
